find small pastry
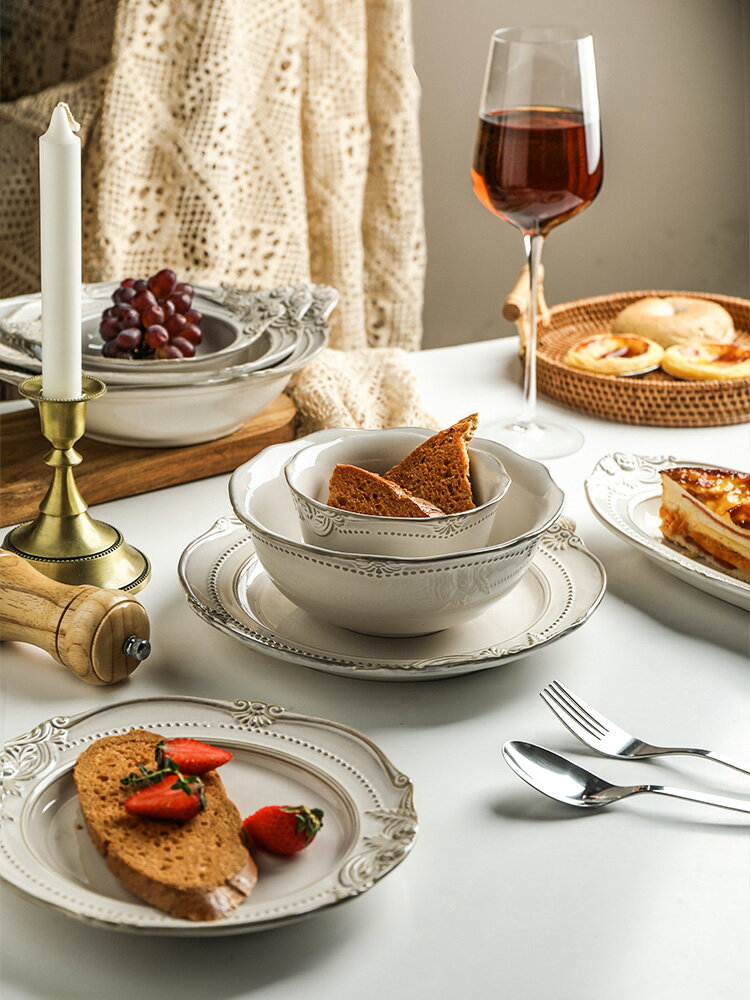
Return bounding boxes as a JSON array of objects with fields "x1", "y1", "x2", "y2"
[
  {"x1": 564, "y1": 334, "x2": 663, "y2": 375},
  {"x1": 661, "y1": 342, "x2": 750, "y2": 380},
  {"x1": 611, "y1": 296, "x2": 735, "y2": 348},
  {"x1": 660, "y1": 467, "x2": 750, "y2": 583}
]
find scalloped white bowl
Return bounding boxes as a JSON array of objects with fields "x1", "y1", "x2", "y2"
[
  {"x1": 229, "y1": 429, "x2": 564, "y2": 636},
  {"x1": 283, "y1": 429, "x2": 511, "y2": 556},
  {"x1": 0, "y1": 284, "x2": 338, "y2": 447},
  {"x1": 82, "y1": 327, "x2": 325, "y2": 446}
]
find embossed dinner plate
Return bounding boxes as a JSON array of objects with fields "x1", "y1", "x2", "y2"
[
  {"x1": 0, "y1": 697, "x2": 417, "y2": 935},
  {"x1": 178, "y1": 517, "x2": 606, "y2": 680},
  {"x1": 0, "y1": 282, "x2": 337, "y2": 381},
  {"x1": 585, "y1": 452, "x2": 750, "y2": 611}
]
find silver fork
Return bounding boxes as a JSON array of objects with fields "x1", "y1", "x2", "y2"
[{"x1": 540, "y1": 679, "x2": 750, "y2": 777}]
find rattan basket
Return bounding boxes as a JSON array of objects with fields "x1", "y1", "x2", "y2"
[{"x1": 533, "y1": 290, "x2": 750, "y2": 427}]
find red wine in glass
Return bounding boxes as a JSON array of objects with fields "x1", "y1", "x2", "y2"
[
  {"x1": 472, "y1": 107, "x2": 603, "y2": 236},
  {"x1": 471, "y1": 29, "x2": 603, "y2": 459}
]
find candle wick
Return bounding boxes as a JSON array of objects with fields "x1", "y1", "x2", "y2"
[{"x1": 56, "y1": 102, "x2": 81, "y2": 133}]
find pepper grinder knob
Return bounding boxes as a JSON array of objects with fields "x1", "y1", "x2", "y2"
[{"x1": 0, "y1": 549, "x2": 150, "y2": 684}]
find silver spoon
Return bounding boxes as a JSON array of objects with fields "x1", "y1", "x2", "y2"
[{"x1": 502, "y1": 741, "x2": 750, "y2": 815}]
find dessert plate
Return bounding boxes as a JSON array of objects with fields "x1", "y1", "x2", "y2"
[
  {"x1": 585, "y1": 452, "x2": 750, "y2": 611},
  {"x1": 178, "y1": 516, "x2": 606, "y2": 680},
  {"x1": 0, "y1": 696, "x2": 417, "y2": 936}
]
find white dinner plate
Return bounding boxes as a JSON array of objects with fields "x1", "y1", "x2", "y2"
[
  {"x1": 178, "y1": 516, "x2": 606, "y2": 680},
  {"x1": 0, "y1": 697, "x2": 417, "y2": 936},
  {"x1": 585, "y1": 452, "x2": 750, "y2": 611}
]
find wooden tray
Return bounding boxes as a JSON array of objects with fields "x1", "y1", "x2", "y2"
[
  {"x1": 0, "y1": 394, "x2": 296, "y2": 528},
  {"x1": 535, "y1": 290, "x2": 750, "y2": 426}
]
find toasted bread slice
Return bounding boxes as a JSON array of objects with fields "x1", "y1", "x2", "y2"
[
  {"x1": 74, "y1": 729, "x2": 257, "y2": 921},
  {"x1": 328, "y1": 464, "x2": 445, "y2": 517},
  {"x1": 385, "y1": 415, "x2": 478, "y2": 513}
]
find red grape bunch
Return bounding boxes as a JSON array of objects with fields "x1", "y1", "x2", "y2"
[{"x1": 98, "y1": 269, "x2": 203, "y2": 359}]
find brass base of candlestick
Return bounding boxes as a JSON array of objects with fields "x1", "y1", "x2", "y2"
[{"x1": 3, "y1": 375, "x2": 150, "y2": 592}]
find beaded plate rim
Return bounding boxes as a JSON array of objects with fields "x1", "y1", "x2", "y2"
[
  {"x1": 0, "y1": 696, "x2": 417, "y2": 936},
  {"x1": 178, "y1": 516, "x2": 606, "y2": 680},
  {"x1": 585, "y1": 451, "x2": 750, "y2": 610}
]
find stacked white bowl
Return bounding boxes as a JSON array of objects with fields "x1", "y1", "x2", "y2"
[
  {"x1": 0, "y1": 282, "x2": 336, "y2": 446},
  {"x1": 229, "y1": 427, "x2": 565, "y2": 637}
]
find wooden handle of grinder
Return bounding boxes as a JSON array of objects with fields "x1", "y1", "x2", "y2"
[
  {"x1": 0, "y1": 550, "x2": 150, "y2": 684},
  {"x1": 502, "y1": 264, "x2": 550, "y2": 355}
]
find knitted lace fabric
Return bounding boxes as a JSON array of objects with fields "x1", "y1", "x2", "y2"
[
  {"x1": 288, "y1": 347, "x2": 436, "y2": 434},
  {"x1": 1, "y1": 0, "x2": 427, "y2": 425}
]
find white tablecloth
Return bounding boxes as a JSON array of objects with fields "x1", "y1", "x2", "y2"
[{"x1": 1, "y1": 339, "x2": 748, "y2": 1000}]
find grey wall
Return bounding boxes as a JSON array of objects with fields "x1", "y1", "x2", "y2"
[{"x1": 412, "y1": 0, "x2": 749, "y2": 348}]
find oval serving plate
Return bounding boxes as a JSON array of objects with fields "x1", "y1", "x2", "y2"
[
  {"x1": 0, "y1": 283, "x2": 317, "y2": 375},
  {"x1": 0, "y1": 697, "x2": 417, "y2": 936},
  {"x1": 585, "y1": 452, "x2": 750, "y2": 611}
]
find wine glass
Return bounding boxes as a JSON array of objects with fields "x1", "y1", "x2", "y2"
[{"x1": 471, "y1": 27, "x2": 603, "y2": 458}]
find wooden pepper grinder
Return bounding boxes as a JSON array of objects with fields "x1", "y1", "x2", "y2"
[
  {"x1": 502, "y1": 263, "x2": 551, "y2": 357},
  {"x1": 0, "y1": 550, "x2": 151, "y2": 684}
]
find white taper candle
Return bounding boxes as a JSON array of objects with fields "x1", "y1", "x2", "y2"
[{"x1": 39, "y1": 103, "x2": 82, "y2": 399}]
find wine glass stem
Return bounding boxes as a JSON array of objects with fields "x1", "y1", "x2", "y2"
[{"x1": 519, "y1": 233, "x2": 544, "y2": 427}]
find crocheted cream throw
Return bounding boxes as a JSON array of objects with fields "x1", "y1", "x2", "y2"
[{"x1": 0, "y1": 0, "x2": 428, "y2": 429}]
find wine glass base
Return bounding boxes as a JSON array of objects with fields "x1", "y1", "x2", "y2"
[{"x1": 481, "y1": 418, "x2": 583, "y2": 460}]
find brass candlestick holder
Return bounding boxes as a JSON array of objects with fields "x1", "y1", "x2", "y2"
[{"x1": 3, "y1": 375, "x2": 150, "y2": 592}]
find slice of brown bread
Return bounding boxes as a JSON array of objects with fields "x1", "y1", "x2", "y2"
[
  {"x1": 328, "y1": 464, "x2": 445, "y2": 517},
  {"x1": 385, "y1": 414, "x2": 478, "y2": 513},
  {"x1": 74, "y1": 729, "x2": 257, "y2": 921}
]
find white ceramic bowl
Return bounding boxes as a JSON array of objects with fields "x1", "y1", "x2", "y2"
[
  {"x1": 82, "y1": 283, "x2": 320, "y2": 374},
  {"x1": 283, "y1": 428, "x2": 511, "y2": 556},
  {"x1": 0, "y1": 327, "x2": 327, "y2": 447},
  {"x1": 0, "y1": 285, "x2": 337, "y2": 447},
  {"x1": 81, "y1": 326, "x2": 327, "y2": 446},
  {"x1": 84, "y1": 324, "x2": 298, "y2": 387},
  {"x1": 229, "y1": 429, "x2": 564, "y2": 636}
]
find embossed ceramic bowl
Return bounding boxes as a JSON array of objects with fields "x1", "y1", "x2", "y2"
[
  {"x1": 82, "y1": 326, "x2": 325, "y2": 446},
  {"x1": 282, "y1": 429, "x2": 511, "y2": 556},
  {"x1": 229, "y1": 429, "x2": 564, "y2": 636},
  {"x1": 0, "y1": 286, "x2": 338, "y2": 447},
  {"x1": 0, "y1": 283, "x2": 335, "y2": 379}
]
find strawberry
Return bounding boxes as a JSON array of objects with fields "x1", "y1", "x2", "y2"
[
  {"x1": 243, "y1": 805, "x2": 324, "y2": 855},
  {"x1": 155, "y1": 738, "x2": 233, "y2": 775},
  {"x1": 124, "y1": 772, "x2": 206, "y2": 822}
]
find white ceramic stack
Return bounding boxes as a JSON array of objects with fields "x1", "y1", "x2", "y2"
[
  {"x1": 228, "y1": 427, "x2": 566, "y2": 638},
  {"x1": 0, "y1": 282, "x2": 337, "y2": 446}
]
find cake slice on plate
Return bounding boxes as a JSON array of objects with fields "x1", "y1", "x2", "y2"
[{"x1": 659, "y1": 466, "x2": 750, "y2": 583}]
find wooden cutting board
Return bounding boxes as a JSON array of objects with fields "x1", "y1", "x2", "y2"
[{"x1": 0, "y1": 394, "x2": 296, "y2": 528}]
